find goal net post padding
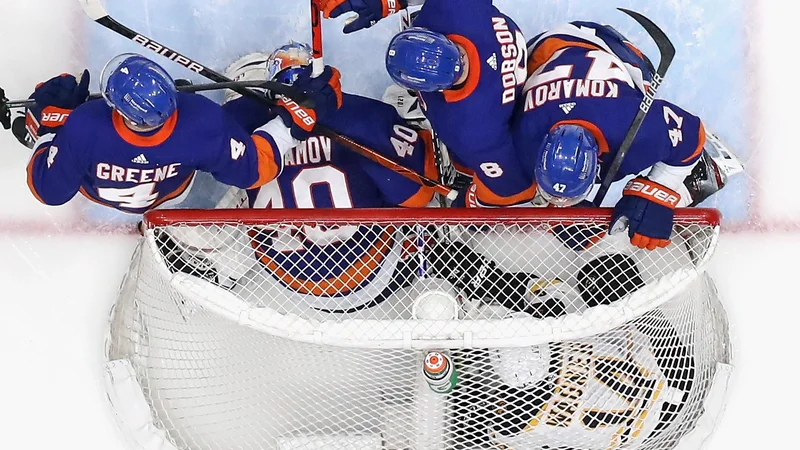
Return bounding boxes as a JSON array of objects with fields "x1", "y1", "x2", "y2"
[{"x1": 104, "y1": 207, "x2": 732, "y2": 450}]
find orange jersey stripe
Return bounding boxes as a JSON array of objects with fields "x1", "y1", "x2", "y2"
[
  {"x1": 400, "y1": 130, "x2": 438, "y2": 207},
  {"x1": 625, "y1": 41, "x2": 645, "y2": 60},
  {"x1": 151, "y1": 173, "x2": 195, "y2": 208},
  {"x1": 254, "y1": 227, "x2": 395, "y2": 297},
  {"x1": 26, "y1": 146, "x2": 48, "y2": 204},
  {"x1": 682, "y1": 121, "x2": 706, "y2": 164},
  {"x1": 78, "y1": 172, "x2": 194, "y2": 211},
  {"x1": 528, "y1": 37, "x2": 601, "y2": 75},
  {"x1": 552, "y1": 119, "x2": 611, "y2": 156},
  {"x1": 474, "y1": 178, "x2": 537, "y2": 206},
  {"x1": 443, "y1": 34, "x2": 482, "y2": 103},
  {"x1": 112, "y1": 110, "x2": 178, "y2": 147},
  {"x1": 248, "y1": 134, "x2": 283, "y2": 189}
]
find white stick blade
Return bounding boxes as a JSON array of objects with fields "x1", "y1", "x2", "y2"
[{"x1": 78, "y1": 0, "x2": 108, "y2": 20}]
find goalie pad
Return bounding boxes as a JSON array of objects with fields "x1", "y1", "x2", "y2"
[
  {"x1": 155, "y1": 185, "x2": 253, "y2": 289},
  {"x1": 222, "y1": 52, "x2": 270, "y2": 104},
  {"x1": 428, "y1": 241, "x2": 588, "y2": 317},
  {"x1": 680, "y1": 127, "x2": 744, "y2": 206},
  {"x1": 486, "y1": 326, "x2": 691, "y2": 450}
]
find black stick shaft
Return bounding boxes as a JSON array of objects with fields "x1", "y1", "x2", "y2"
[
  {"x1": 4, "y1": 81, "x2": 305, "y2": 109},
  {"x1": 592, "y1": 8, "x2": 676, "y2": 206}
]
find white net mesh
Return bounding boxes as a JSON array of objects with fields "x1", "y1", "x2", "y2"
[{"x1": 105, "y1": 208, "x2": 731, "y2": 450}]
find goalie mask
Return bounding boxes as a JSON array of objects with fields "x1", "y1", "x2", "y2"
[{"x1": 266, "y1": 41, "x2": 313, "y2": 98}]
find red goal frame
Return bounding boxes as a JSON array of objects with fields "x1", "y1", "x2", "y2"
[{"x1": 145, "y1": 207, "x2": 721, "y2": 228}]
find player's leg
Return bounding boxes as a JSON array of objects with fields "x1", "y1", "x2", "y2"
[
  {"x1": 153, "y1": 179, "x2": 254, "y2": 289},
  {"x1": 680, "y1": 127, "x2": 744, "y2": 206},
  {"x1": 426, "y1": 239, "x2": 587, "y2": 318}
]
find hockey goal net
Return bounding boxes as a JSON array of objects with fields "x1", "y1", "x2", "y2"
[{"x1": 104, "y1": 207, "x2": 731, "y2": 450}]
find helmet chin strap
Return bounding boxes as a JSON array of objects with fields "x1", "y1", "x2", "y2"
[{"x1": 453, "y1": 44, "x2": 469, "y2": 86}]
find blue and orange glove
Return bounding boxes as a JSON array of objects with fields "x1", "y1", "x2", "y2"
[
  {"x1": 276, "y1": 65, "x2": 343, "y2": 141},
  {"x1": 25, "y1": 70, "x2": 90, "y2": 141},
  {"x1": 319, "y1": 0, "x2": 407, "y2": 33},
  {"x1": 610, "y1": 176, "x2": 680, "y2": 250}
]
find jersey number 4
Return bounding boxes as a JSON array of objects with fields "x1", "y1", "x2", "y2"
[{"x1": 97, "y1": 183, "x2": 160, "y2": 209}]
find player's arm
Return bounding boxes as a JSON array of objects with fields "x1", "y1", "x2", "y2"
[
  {"x1": 204, "y1": 66, "x2": 343, "y2": 190},
  {"x1": 24, "y1": 71, "x2": 92, "y2": 205},
  {"x1": 635, "y1": 309, "x2": 695, "y2": 429},
  {"x1": 319, "y1": 0, "x2": 495, "y2": 33},
  {"x1": 603, "y1": 98, "x2": 705, "y2": 250},
  {"x1": 221, "y1": 96, "x2": 277, "y2": 134},
  {"x1": 559, "y1": 96, "x2": 705, "y2": 196},
  {"x1": 319, "y1": 0, "x2": 409, "y2": 34},
  {"x1": 26, "y1": 126, "x2": 87, "y2": 206},
  {"x1": 322, "y1": 93, "x2": 438, "y2": 207},
  {"x1": 199, "y1": 107, "x2": 294, "y2": 190},
  {"x1": 640, "y1": 99, "x2": 706, "y2": 198}
]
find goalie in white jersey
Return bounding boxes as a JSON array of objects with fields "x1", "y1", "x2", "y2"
[{"x1": 463, "y1": 308, "x2": 696, "y2": 450}]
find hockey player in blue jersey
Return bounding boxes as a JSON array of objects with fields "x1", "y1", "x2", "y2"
[
  {"x1": 223, "y1": 44, "x2": 439, "y2": 211},
  {"x1": 212, "y1": 42, "x2": 440, "y2": 310},
  {"x1": 513, "y1": 21, "x2": 736, "y2": 250},
  {"x1": 23, "y1": 53, "x2": 336, "y2": 215},
  {"x1": 318, "y1": 0, "x2": 537, "y2": 207},
  {"x1": 200, "y1": 42, "x2": 627, "y2": 317}
]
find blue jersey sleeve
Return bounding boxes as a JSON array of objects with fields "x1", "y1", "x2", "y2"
[
  {"x1": 323, "y1": 94, "x2": 437, "y2": 207},
  {"x1": 190, "y1": 95, "x2": 286, "y2": 190},
  {"x1": 222, "y1": 96, "x2": 277, "y2": 133},
  {"x1": 26, "y1": 125, "x2": 87, "y2": 206}
]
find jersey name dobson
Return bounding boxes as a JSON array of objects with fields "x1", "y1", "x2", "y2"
[{"x1": 492, "y1": 17, "x2": 526, "y2": 105}]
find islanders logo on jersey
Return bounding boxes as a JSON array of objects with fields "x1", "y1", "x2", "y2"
[{"x1": 249, "y1": 223, "x2": 396, "y2": 299}]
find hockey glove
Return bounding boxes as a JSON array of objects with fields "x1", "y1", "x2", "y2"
[
  {"x1": 320, "y1": 0, "x2": 407, "y2": 33},
  {"x1": 276, "y1": 66, "x2": 342, "y2": 140},
  {"x1": 26, "y1": 70, "x2": 90, "y2": 141},
  {"x1": 610, "y1": 176, "x2": 680, "y2": 250}
]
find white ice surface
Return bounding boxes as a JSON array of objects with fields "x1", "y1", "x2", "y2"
[{"x1": 0, "y1": 0, "x2": 795, "y2": 449}]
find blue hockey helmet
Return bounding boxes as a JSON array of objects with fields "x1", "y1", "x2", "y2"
[
  {"x1": 386, "y1": 27, "x2": 463, "y2": 92},
  {"x1": 534, "y1": 124, "x2": 599, "y2": 207},
  {"x1": 100, "y1": 53, "x2": 178, "y2": 128},
  {"x1": 267, "y1": 41, "x2": 313, "y2": 86}
]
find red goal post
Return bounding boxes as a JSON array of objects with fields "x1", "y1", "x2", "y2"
[{"x1": 105, "y1": 207, "x2": 731, "y2": 450}]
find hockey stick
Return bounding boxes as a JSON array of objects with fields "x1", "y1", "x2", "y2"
[
  {"x1": 78, "y1": 0, "x2": 456, "y2": 201},
  {"x1": 592, "y1": 8, "x2": 676, "y2": 206},
  {"x1": 77, "y1": 0, "x2": 308, "y2": 104},
  {"x1": 310, "y1": 0, "x2": 325, "y2": 76},
  {"x1": 0, "y1": 80, "x2": 311, "y2": 114}
]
